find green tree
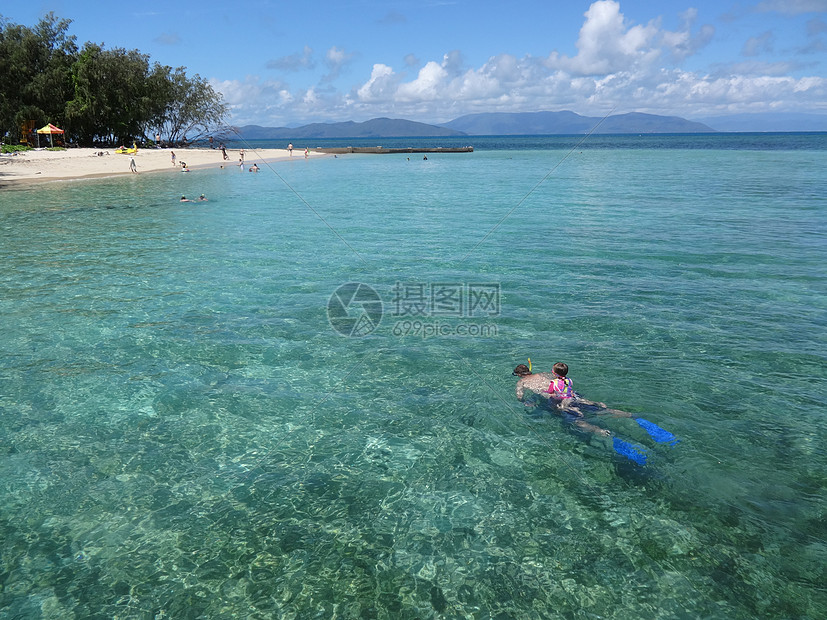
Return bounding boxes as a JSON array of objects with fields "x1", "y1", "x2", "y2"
[
  {"x1": 0, "y1": 13, "x2": 76, "y2": 142},
  {"x1": 156, "y1": 68, "x2": 228, "y2": 144},
  {"x1": 1, "y1": 13, "x2": 228, "y2": 147},
  {"x1": 66, "y1": 43, "x2": 157, "y2": 144}
]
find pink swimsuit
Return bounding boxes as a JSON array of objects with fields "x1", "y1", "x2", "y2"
[{"x1": 547, "y1": 376, "x2": 574, "y2": 399}]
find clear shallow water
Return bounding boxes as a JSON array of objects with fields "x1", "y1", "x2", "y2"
[{"x1": 1, "y1": 136, "x2": 825, "y2": 618}]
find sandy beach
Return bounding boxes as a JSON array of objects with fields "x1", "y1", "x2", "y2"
[{"x1": 0, "y1": 146, "x2": 316, "y2": 186}]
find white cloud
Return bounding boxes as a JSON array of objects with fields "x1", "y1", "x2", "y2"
[
  {"x1": 661, "y1": 9, "x2": 715, "y2": 62},
  {"x1": 356, "y1": 64, "x2": 398, "y2": 102},
  {"x1": 541, "y1": 1, "x2": 660, "y2": 75},
  {"x1": 396, "y1": 60, "x2": 449, "y2": 101},
  {"x1": 322, "y1": 46, "x2": 356, "y2": 82},
  {"x1": 212, "y1": 0, "x2": 827, "y2": 125},
  {"x1": 303, "y1": 88, "x2": 319, "y2": 106},
  {"x1": 210, "y1": 76, "x2": 295, "y2": 125}
]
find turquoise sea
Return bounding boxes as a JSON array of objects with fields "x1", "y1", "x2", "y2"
[{"x1": 1, "y1": 134, "x2": 825, "y2": 618}]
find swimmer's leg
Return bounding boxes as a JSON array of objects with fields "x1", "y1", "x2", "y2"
[
  {"x1": 558, "y1": 398, "x2": 584, "y2": 416},
  {"x1": 595, "y1": 406, "x2": 635, "y2": 418},
  {"x1": 593, "y1": 405, "x2": 677, "y2": 445},
  {"x1": 573, "y1": 419, "x2": 611, "y2": 437},
  {"x1": 559, "y1": 400, "x2": 610, "y2": 436}
]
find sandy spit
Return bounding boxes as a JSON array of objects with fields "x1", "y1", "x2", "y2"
[{"x1": 0, "y1": 146, "x2": 318, "y2": 186}]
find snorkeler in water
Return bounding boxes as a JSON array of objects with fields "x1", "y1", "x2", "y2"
[
  {"x1": 514, "y1": 361, "x2": 633, "y2": 437},
  {"x1": 513, "y1": 360, "x2": 677, "y2": 463}
]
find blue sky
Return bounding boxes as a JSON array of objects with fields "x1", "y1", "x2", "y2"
[{"x1": 4, "y1": 0, "x2": 826, "y2": 126}]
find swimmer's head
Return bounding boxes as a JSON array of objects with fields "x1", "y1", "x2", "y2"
[
  {"x1": 552, "y1": 362, "x2": 568, "y2": 377},
  {"x1": 513, "y1": 364, "x2": 531, "y2": 377}
]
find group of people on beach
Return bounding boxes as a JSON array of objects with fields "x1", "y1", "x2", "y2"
[{"x1": 286, "y1": 143, "x2": 309, "y2": 158}]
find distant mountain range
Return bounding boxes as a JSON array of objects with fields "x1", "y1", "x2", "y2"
[
  {"x1": 441, "y1": 111, "x2": 714, "y2": 135},
  {"x1": 234, "y1": 110, "x2": 827, "y2": 139},
  {"x1": 235, "y1": 118, "x2": 465, "y2": 139}
]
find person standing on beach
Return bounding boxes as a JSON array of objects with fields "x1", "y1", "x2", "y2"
[
  {"x1": 129, "y1": 157, "x2": 137, "y2": 173},
  {"x1": 288, "y1": 143, "x2": 293, "y2": 156},
  {"x1": 171, "y1": 151, "x2": 176, "y2": 166}
]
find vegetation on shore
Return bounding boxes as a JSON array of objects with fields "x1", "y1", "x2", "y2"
[
  {"x1": 0, "y1": 13, "x2": 228, "y2": 147},
  {"x1": 1, "y1": 144, "x2": 31, "y2": 154}
]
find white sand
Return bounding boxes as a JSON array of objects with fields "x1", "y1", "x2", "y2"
[{"x1": 0, "y1": 146, "x2": 319, "y2": 186}]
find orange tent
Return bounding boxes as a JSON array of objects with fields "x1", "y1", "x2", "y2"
[{"x1": 36, "y1": 123, "x2": 65, "y2": 147}]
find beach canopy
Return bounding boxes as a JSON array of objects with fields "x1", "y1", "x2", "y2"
[
  {"x1": 36, "y1": 123, "x2": 64, "y2": 135},
  {"x1": 36, "y1": 123, "x2": 64, "y2": 147}
]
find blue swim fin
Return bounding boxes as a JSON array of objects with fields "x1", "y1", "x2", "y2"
[
  {"x1": 635, "y1": 418, "x2": 678, "y2": 446},
  {"x1": 612, "y1": 437, "x2": 648, "y2": 466}
]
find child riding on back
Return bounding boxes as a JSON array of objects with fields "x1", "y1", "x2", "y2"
[
  {"x1": 547, "y1": 362, "x2": 575, "y2": 400},
  {"x1": 546, "y1": 362, "x2": 575, "y2": 400}
]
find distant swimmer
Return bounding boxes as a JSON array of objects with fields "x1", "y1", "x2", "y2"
[
  {"x1": 180, "y1": 195, "x2": 193, "y2": 202},
  {"x1": 249, "y1": 163, "x2": 259, "y2": 172},
  {"x1": 198, "y1": 194, "x2": 208, "y2": 201}
]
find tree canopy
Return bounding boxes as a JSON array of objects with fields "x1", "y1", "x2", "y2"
[{"x1": 0, "y1": 13, "x2": 228, "y2": 146}]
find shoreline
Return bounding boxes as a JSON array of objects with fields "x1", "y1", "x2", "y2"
[{"x1": 0, "y1": 146, "x2": 319, "y2": 187}]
